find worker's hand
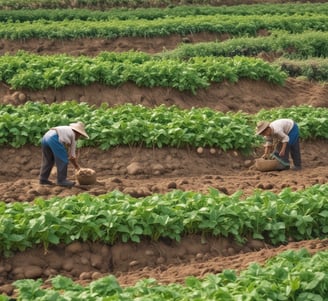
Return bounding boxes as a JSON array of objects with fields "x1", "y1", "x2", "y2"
[
  {"x1": 69, "y1": 157, "x2": 80, "y2": 170},
  {"x1": 261, "y1": 153, "x2": 270, "y2": 159},
  {"x1": 73, "y1": 161, "x2": 80, "y2": 170}
]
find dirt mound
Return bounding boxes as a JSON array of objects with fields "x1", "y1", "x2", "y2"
[
  {"x1": 1, "y1": 236, "x2": 328, "y2": 297},
  {"x1": 0, "y1": 139, "x2": 328, "y2": 203},
  {"x1": 1, "y1": 78, "x2": 328, "y2": 114},
  {"x1": 0, "y1": 33, "x2": 224, "y2": 56}
]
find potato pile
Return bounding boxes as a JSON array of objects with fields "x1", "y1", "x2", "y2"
[{"x1": 75, "y1": 168, "x2": 97, "y2": 185}]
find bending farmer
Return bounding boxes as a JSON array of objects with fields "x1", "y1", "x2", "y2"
[
  {"x1": 256, "y1": 118, "x2": 302, "y2": 171},
  {"x1": 39, "y1": 121, "x2": 89, "y2": 187}
]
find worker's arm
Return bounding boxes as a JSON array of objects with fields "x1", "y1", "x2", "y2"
[
  {"x1": 262, "y1": 138, "x2": 273, "y2": 159},
  {"x1": 262, "y1": 145, "x2": 273, "y2": 158},
  {"x1": 69, "y1": 156, "x2": 80, "y2": 170},
  {"x1": 279, "y1": 142, "x2": 288, "y2": 157}
]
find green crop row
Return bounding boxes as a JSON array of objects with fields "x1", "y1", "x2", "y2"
[
  {"x1": 256, "y1": 105, "x2": 328, "y2": 139},
  {"x1": 1, "y1": 184, "x2": 328, "y2": 256},
  {"x1": 7, "y1": 249, "x2": 328, "y2": 300},
  {"x1": 0, "y1": 51, "x2": 286, "y2": 92},
  {"x1": 1, "y1": 3, "x2": 328, "y2": 22},
  {"x1": 164, "y1": 31, "x2": 328, "y2": 60},
  {"x1": 276, "y1": 57, "x2": 328, "y2": 82},
  {"x1": 0, "y1": 0, "x2": 327, "y2": 9},
  {"x1": 1, "y1": 102, "x2": 327, "y2": 150},
  {"x1": 0, "y1": 14, "x2": 327, "y2": 40}
]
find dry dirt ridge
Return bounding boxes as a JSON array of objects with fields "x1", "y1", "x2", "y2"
[{"x1": 0, "y1": 34, "x2": 328, "y2": 297}]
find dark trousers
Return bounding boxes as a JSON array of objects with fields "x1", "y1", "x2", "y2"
[
  {"x1": 275, "y1": 123, "x2": 302, "y2": 168},
  {"x1": 277, "y1": 138, "x2": 302, "y2": 167},
  {"x1": 39, "y1": 130, "x2": 69, "y2": 183}
]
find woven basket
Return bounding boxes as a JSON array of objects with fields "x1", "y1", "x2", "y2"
[
  {"x1": 75, "y1": 168, "x2": 97, "y2": 185},
  {"x1": 255, "y1": 158, "x2": 282, "y2": 172}
]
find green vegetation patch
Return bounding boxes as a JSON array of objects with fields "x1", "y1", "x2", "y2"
[
  {"x1": 164, "y1": 31, "x2": 328, "y2": 60},
  {"x1": 1, "y1": 3, "x2": 328, "y2": 20},
  {"x1": 0, "y1": 51, "x2": 286, "y2": 92},
  {"x1": 1, "y1": 102, "x2": 327, "y2": 150},
  {"x1": 0, "y1": 14, "x2": 327, "y2": 40},
  {"x1": 1, "y1": 184, "x2": 328, "y2": 256}
]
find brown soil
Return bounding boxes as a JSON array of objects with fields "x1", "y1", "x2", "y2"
[
  {"x1": 0, "y1": 32, "x2": 328, "y2": 297},
  {"x1": 0, "y1": 33, "x2": 229, "y2": 56}
]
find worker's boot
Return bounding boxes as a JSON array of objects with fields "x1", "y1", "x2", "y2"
[
  {"x1": 57, "y1": 180, "x2": 75, "y2": 187},
  {"x1": 57, "y1": 163, "x2": 75, "y2": 187}
]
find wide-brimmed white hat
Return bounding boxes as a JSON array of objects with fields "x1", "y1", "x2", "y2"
[
  {"x1": 70, "y1": 121, "x2": 89, "y2": 138},
  {"x1": 256, "y1": 121, "x2": 270, "y2": 135}
]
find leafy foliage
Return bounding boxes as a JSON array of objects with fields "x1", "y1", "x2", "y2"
[
  {"x1": 0, "y1": 102, "x2": 327, "y2": 150},
  {"x1": 0, "y1": 51, "x2": 286, "y2": 91},
  {"x1": 164, "y1": 31, "x2": 328, "y2": 60},
  {"x1": 1, "y1": 184, "x2": 328, "y2": 256},
  {"x1": 0, "y1": 13, "x2": 328, "y2": 39},
  {"x1": 2, "y1": 4, "x2": 328, "y2": 21},
  {"x1": 256, "y1": 106, "x2": 328, "y2": 139}
]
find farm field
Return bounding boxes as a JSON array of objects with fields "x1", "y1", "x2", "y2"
[{"x1": 0, "y1": 0, "x2": 328, "y2": 299}]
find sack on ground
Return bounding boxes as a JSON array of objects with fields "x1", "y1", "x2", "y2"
[
  {"x1": 75, "y1": 168, "x2": 97, "y2": 185},
  {"x1": 254, "y1": 158, "x2": 284, "y2": 172}
]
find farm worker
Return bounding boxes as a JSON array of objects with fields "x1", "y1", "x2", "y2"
[
  {"x1": 39, "y1": 121, "x2": 89, "y2": 187},
  {"x1": 255, "y1": 118, "x2": 302, "y2": 171}
]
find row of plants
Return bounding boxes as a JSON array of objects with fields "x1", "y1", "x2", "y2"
[
  {"x1": 0, "y1": 51, "x2": 286, "y2": 91},
  {"x1": 1, "y1": 3, "x2": 328, "y2": 22},
  {"x1": 2, "y1": 50, "x2": 328, "y2": 94},
  {"x1": 2, "y1": 249, "x2": 326, "y2": 300},
  {"x1": 277, "y1": 57, "x2": 328, "y2": 82},
  {"x1": 0, "y1": 184, "x2": 328, "y2": 256},
  {"x1": 256, "y1": 105, "x2": 328, "y2": 140},
  {"x1": 1, "y1": 102, "x2": 327, "y2": 150},
  {"x1": 164, "y1": 30, "x2": 328, "y2": 60},
  {"x1": 0, "y1": 0, "x2": 325, "y2": 9},
  {"x1": 1, "y1": 14, "x2": 327, "y2": 40}
]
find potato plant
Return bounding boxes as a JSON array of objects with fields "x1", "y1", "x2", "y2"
[
  {"x1": 0, "y1": 102, "x2": 327, "y2": 150},
  {"x1": 1, "y1": 3, "x2": 328, "y2": 21},
  {"x1": 165, "y1": 31, "x2": 328, "y2": 60},
  {"x1": 1, "y1": 184, "x2": 328, "y2": 256},
  {"x1": 0, "y1": 52, "x2": 287, "y2": 91},
  {"x1": 0, "y1": 14, "x2": 328, "y2": 40}
]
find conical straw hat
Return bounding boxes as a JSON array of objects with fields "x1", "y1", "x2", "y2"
[{"x1": 69, "y1": 121, "x2": 89, "y2": 138}]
